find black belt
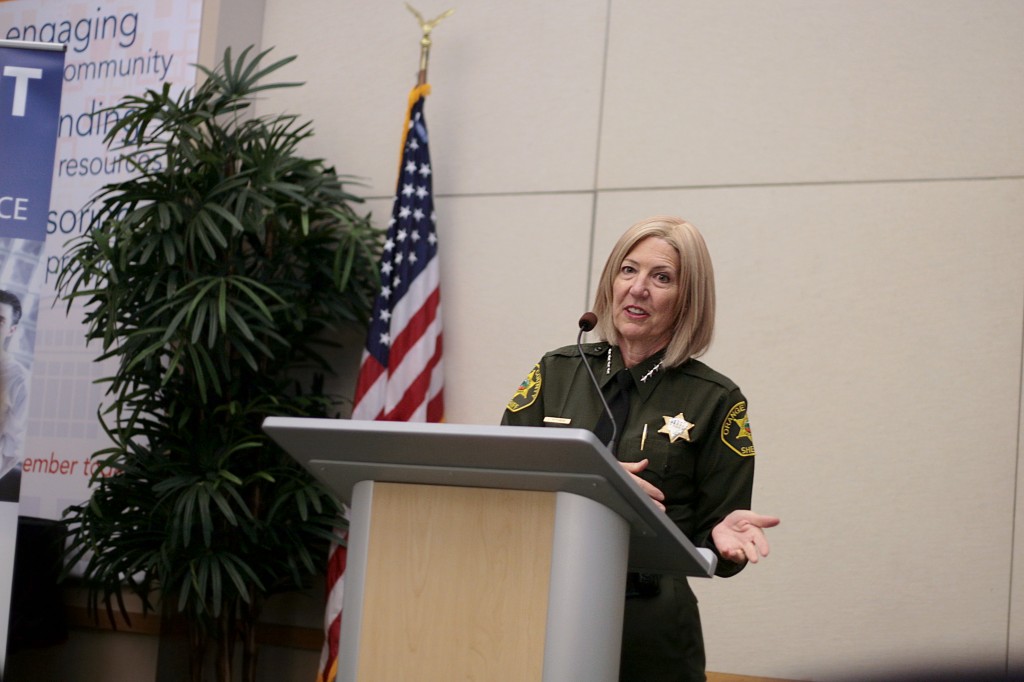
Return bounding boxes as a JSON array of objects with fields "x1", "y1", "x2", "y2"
[{"x1": 625, "y1": 571, "x2": 661, "y2": 598}]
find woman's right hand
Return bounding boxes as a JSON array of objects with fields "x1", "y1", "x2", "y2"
[{"x1": 619, "y1": 459, "x2": 665, "y2": 511}]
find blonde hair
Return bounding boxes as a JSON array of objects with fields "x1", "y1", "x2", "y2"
[{"x1": 592, "y1": 216, "x2": 716, "y2": 368}]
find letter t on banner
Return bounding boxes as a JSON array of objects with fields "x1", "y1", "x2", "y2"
[{"x1": 0, "y1": 39, "x2": 67, "y2": 678}]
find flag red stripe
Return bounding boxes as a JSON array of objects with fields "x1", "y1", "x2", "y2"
[
  {"x1": 352, "y1": 354, "x2": 385, "y2": 414},
  {"x1": 382, "y1": 335, "x2": 443, "y2": 421},
  {"x1": 318, "y1": 538, "x2": 347, "y2": 682},
  {"x1": 387, "y1": 285, "x2": 441, "y2": 370},
  {"x1": 427, "y1": 364, "x2": 445, "y2": 421}
]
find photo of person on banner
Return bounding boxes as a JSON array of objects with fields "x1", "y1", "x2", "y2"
[{"x1": 0, "y1": 289, "x2": 29, "y2": 502}]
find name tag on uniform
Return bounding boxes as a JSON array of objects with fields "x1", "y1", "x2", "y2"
[{"x1": 543, "y1": 416, "x2": 572, "y2": 425}]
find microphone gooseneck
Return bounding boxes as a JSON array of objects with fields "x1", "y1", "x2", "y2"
[{"x1": 576, "y1": 312, "x2": 618, "y2": 453}]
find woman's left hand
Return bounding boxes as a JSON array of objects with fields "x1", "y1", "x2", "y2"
[{"x1": 711, "y1": 510, "x2": 780, "y2": 564}]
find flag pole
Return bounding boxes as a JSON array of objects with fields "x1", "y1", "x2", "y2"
[
  {"x1": 405, "y1": 3, "x2": 455, "y2": 86},
  {"x1": 321, "y1": 14, "x2": 453, "y2": 681}
]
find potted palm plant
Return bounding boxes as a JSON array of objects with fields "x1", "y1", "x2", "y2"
[{"x1": 55, "y1": 46, "x2": 380, "y2": 682}]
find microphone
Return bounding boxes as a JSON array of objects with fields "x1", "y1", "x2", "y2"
[{"x1": 576, "y1": 312, "x2": 618, "y2": 453}]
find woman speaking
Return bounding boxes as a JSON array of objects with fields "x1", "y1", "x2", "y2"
[{"x1": 502, "y1": 215, "x2": 779, "y2": 682}]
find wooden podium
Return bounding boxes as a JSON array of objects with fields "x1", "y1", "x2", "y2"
[{"x1": 263, "y1": 418, "x2": 716, "y2": 682}]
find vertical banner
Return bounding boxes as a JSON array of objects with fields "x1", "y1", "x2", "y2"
[
  {"x1": 0, "y1": 1, "x2": 203, "y2": 520},
  {"x1": 0, "y1": 38, "x2": 66, "y2": 679},
  {"x1": 0, "y1": 3, "x2": 202, "y2": 670}
]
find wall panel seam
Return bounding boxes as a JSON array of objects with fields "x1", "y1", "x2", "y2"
[
  {"x1": 584, "y1": 0, "x2": 615, "y2": 312},
  {"x1": 1009, "y1": 273, "x2": 1024, "y2": 669},
  {"x1": 360, "y1": 174, "x2": 1024, "y2": 203}
]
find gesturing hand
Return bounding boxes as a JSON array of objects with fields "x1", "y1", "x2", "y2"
[
  {"x1": 711, "y1": 510, "x2": 780, "y2": 564},
  {"x1": 619, "y1": 459, "x2": 665, "y2": 511}
]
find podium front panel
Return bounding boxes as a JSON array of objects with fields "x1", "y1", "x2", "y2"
[
  {"x1": 339, "y1": 481, "x2": 630, "y2": 682},
  {"x1": 350, "y1": 482, "x2": 554, "y2": 680}
]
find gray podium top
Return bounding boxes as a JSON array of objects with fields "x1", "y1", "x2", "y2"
[{"x1": 263, "y1": 417, "x2": 716, "y2": 578}]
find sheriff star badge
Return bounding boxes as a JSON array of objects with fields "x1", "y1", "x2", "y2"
[{"x1": 658, "y1": 413, "x2": 694, "y2": 443}]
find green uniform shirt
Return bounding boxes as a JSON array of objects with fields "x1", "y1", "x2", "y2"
[
  {"x1": 502, "y1": 342, "x2": 759, "y2": 680},
  {"x1": 501, "y1": 342, "x2": 756, "y2": 577}
]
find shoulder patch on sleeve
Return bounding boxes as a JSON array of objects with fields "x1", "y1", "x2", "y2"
[
  {"x1": 506, "y1": 364, "x2": 542, "y2": 413},
  {"x1": 721, "y1": 401, "x2": 756, "y2": 457}
]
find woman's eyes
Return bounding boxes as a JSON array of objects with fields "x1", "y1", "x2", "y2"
[
  {"x1": 618, "y1": 264, "x2": 675, "y2": 284},
  {"x1": 620, "y1": 266, "x2": 672, "y2": 285}
]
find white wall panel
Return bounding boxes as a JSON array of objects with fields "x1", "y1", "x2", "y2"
[
  {"x1": 436, "y1": 193, "x2": 596, "y2": 425},
  {"x1": 596, "y1": 180, "x2": 1024, "y2": 679},
  {"x1": 259, "y1": 0, "x2": 608, "y2": 198},
  {"x1": 198, "y1": 0, "x2": 265, "y2": 68},
  {"x1": 599, "y1": 0, "x2": 1024, "y2": 189}
]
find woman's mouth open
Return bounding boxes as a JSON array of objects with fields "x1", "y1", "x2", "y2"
[{"x1": 624, "y1": 306, "x2": 648, "y2": 318}]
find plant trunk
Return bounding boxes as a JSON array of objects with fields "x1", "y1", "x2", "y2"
[
  {"x1": 187, "y1": 616, "x2": 207, "y2": 682},
  {"x1": 241, "y1": 630, "x2": 256, "y2": 682},
  {"x1": 241, "y1": 492, "x2": 263, "y2": 682},
  {"x1": 240, "y1": 594, "x2": 262, "y2": 682},
  {"x1": 216, "y1": 606, "x2": 234, "y2": 682}
]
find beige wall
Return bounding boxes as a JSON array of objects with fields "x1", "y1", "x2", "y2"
[{"x1": 250, "y1": 1, "x2": 1022, "y2": 680}]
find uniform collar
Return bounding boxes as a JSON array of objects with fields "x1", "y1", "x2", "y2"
[{"x1": 601, "y1": 346, "x2": 667, "y2": 400}]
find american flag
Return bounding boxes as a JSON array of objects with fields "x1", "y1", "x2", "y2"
[
  {"x1": 351, "y1": 83, "x2": 444, "y2": 423},
  {"x1": 316, "y1": 83, "x2": 445, "y2": 682}
]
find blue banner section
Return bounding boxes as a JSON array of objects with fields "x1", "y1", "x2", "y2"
[
  {"x1": 0, "y1": 39, "x2": 65, "y2": 679},
  {"x1": 0, "y1": 41, "x2": 65, "y2": 500},
  {"x1": 0, "y1": 42, "x2": 66, "y2": 242}
]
